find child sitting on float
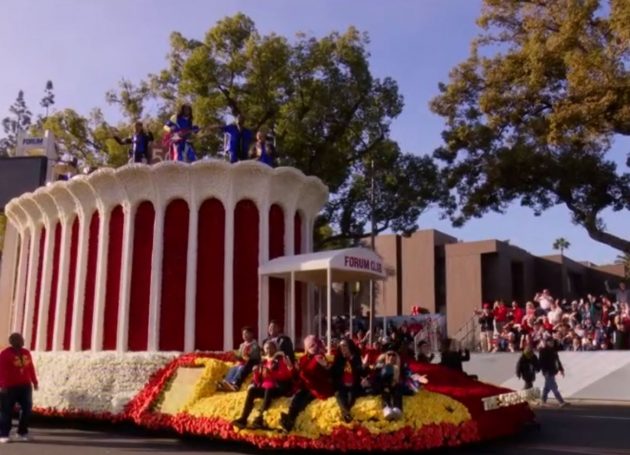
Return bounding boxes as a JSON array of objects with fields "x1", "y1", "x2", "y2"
[
  {"x1": 219, "y1": 326, "x2": 260, "y2": 392},
  {"x1": 280, "y1": 335, "x2": 333, "y2": 432},
  {"x1": 373, "y1": 350, "x2": 428, "y2": 421},
  {"x1": 232, "y1": 340, "x2": 293, "y2": 429}
]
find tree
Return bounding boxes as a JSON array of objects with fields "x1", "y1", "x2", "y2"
[
  {"x1": 553, "y1": 237, "x2": 570, "y2": 256},
  {"x1": 430, "y1": 0, "x2": 630, "y2": 254},
  {"x1": 40, "y1": 80, "x2": 55, "y2": 119},
  {"x1": 0, "y1": 90, "x2": 33, "y2": 156},
  {"x1": 107, "y1": 14, "x2": 439, "y2": 246}
]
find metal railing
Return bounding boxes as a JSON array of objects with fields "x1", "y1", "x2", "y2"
[{"x1": 453, "y1": 314, "x2": 479, "y2": 352}]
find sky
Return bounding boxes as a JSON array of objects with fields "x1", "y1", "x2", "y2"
[{"x1": 0, "y1": 0, "x2": 627, "y2": 265}]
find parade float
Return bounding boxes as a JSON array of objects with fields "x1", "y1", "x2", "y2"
[{"x1": 0, "y1": 160, "x2": 535, "y2": 451}]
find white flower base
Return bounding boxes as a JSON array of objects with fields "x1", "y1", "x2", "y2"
[{"x1": 32, "y1": 352, "x2": 177, "y2": 415}]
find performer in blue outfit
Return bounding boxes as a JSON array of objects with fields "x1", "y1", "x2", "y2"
[
  {"x1": 163, "y1": 104, "x2": 200, "y2": 162},
  {"x1": 113, "y1": 121, "x2": 153, "y2": 163},
  {"x1": 221, "y1": 114, "x2": 254, "y2": 163},
  {"x1": 249, "y1": 130, "x2": 274, "y2": 167}
]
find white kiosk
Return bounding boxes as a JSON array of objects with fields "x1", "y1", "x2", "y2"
[{"x1": 259, "y1": 247, "x2": 386, "y2": 352}]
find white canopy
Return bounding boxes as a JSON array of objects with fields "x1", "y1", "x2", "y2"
[
  {"x1": 259, "y1": 247, "x2": 386, "y2": 352},
  {"x1": 259, "y1": 247, "x2": 386, "y2": 284}
]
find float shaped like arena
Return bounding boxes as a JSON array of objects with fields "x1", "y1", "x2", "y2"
[{"x1": 0, "y1": 161, "x2": 535, "y2": 451}]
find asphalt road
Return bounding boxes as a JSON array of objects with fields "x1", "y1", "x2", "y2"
[{"x1": 1, "y1": 404, "x2": 629, "y2": 455}]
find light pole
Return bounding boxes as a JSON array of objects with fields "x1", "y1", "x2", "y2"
[{"x1": 368, "y1": 158, "x2": 376, "y2": 345}]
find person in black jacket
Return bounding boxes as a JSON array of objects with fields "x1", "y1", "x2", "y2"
[
  {"x1": 516, "y1": 344, "x2": 540, "y2": 389},
  {"x1": 539, "y1": 338, "x2": 567, "y2": 406},
  {"x1": 439, "y1": 338, "x2": 470, "y2": 373},
  {"x1": 262, "y1": 320, "x2": 295, "y2": 363},
  {"x1": 331, "y1": 338, "x2": 363, "y2": 422}
]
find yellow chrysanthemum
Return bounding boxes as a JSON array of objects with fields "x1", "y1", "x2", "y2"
[{"x1": 175, "y1": 359, "x2": 471, "y2": 440}]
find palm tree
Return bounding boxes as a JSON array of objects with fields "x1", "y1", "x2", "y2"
[
  {"x1": 553, "y1": 238, "x2": 570, "y2": 256},
  {"x1": 615, "y1": 253, "x2": 630, "y2": 279}
]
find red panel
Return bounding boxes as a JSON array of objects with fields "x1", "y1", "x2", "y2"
[
  {"x1": 294, "y1": 212, "x2": 303, "y2": 339},
  {"x1": 45, "y1": 223, "x2": 62, "y2": 351},
  {"x1": 103, "y1": 206, "x2": 124, "y2": 350},
  {"x1": 128, "y1": 202, "x2": 155, "y2": 351},
  {"x1": 30, "y1": 229, "x2": 46, "y2": 349},
  {"x1": 195, "y1": 198, "x2": 225, "y2": 351},
  {"x1": 160, "y1": 199, "x2": 189, "y2": 351},
  {"x1": 63, "y1": 218, "x2": 79, "y2": 350},
  {"x1": 82, "y1": 211, "x2": 100, "y2": 350},
  {"x1": 233, "y1": 200, "x2": 259, "y2": 347},
  {"x1": 268, "y1": 204, "x2": 285, "y2": 329}
]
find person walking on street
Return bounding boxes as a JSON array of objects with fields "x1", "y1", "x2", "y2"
[
  {"x1": 516, "y1": 344, "x2": 539, "y2": 389},
  {"x1": 539, "y1": 338, "x2": 568, "y2": 407},
  {"x1": 0, "y1": 333, "x2": 39, "y2": 443}
]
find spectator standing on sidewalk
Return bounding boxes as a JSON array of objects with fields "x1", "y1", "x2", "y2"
[
  {"x1": 516, "y1": 344, "x2": 540, "y2": 389},
  {"x1": 0, "y1": 333, "x2": 39, "y2": 443},
  {"x1": 605, "y1": 281, "x2": 629, "y2": 305},
  {"x1": 539, "y1": 338, "x2": 568, "y2": 407},
  {"x1": 475, "y1": 304, "x2": 494, "y2": 352}
]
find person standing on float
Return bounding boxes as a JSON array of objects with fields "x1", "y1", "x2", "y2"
[
  {"x1": 163, "y1": 104, "x2": 200, "y2": 162},
  {"x1": 113, "y1": 121, "x2": 153, "y2": 163},
  {"x1": 210, "y1": 113, "x2": 253, "y2": 163}
]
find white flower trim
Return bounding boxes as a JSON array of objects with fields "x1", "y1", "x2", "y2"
[{"x1": 32, "y1": 352, "x2": 177, "y2": 415}]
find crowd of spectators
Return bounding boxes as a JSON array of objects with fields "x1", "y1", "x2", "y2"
[{"x1": 476, "y1": 281, "x2": 629, "y2": 352}]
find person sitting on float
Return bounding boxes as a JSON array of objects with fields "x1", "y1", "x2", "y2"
[
  {"x1": 331, "y1": 338, "x2": 364, "y2": 423},
  {"x1": 232, "y1": 340, "x2": 293, "y2": 430},
  {"x1": 163, "y1": 104, "x2": 200, "y2": 162},
  {"x1": 219, "y1": 326, "x2": 260, "y2": 392},
  {"x1": 415, "y1": 340, "x2": 435, "y2": 363},
  {"x1": 280, "y1": 335, "x2": 333, "y2": 432},
  {"x1": 248, "y1": 129, "x2": 275, "y2": 167},
  {"x1": 373, "y1": 350, "x2": 428, "y2": 420},
  {"x1": 262, "y1": 320, "x2": 295, "y2": 364}
]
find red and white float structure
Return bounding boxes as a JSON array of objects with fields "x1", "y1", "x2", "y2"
[{"x1": 1, "y1": 160, "x2": 327, "y2": 352}]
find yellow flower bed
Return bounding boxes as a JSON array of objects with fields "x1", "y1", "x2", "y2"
[{"x1": 179, "y1": 357, "x2": 471, "y2": 439}]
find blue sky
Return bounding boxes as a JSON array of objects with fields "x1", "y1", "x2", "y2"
[{"x1": 1, "y1": 0, "x2": 627, "y2": 265}]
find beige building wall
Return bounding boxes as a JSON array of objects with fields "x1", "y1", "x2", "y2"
[{"x1": 374, "y1": 234, "x2": 399, "y2": 316}]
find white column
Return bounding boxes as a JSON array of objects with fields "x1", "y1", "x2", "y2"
[
  {"x1": 22, "y1": 226, "x2": 42, "y2": 347},
  {"x1": 184, "y1": 204, "x2": 198, "y2": 352},
  {"x1": 51, "y1": 220, "x2": 74, "y2": 350},
  {"x1": 223, "y1": 201, "x2": 234, "y2": 351},
  {"x1": 116, "y1": 204, "x2": 136, "y2": 352},
  {"x1": 70, "y1": 215, "x2": 92, "y2": 351},
  {"x1": 12, "y1": 230, "x2": 30, "y2": 333},
  {"x1": 290, "y1": 271, "x2": 296, "y2": 342},
  {"x1": 91, "y1": 209, "x2": 111, "y2": 351},
  {"x1": 148, "y1": 206, "x2": 165, "y2": 351},
  {"x1": 0, "y1": 222, "x2": 20, "y2": 340},
  {"x1": 35, "y1": 223, "x2": 57, "y2": 351},
  {"x1": 258, "y1": 203, "x2": 270, "y2": 341},
  {"x1": 326, "y1": 268, "x2": 332, "y2": 354}
]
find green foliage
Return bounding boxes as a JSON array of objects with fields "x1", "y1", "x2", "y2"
[
  {"x1": 40, "y1": 80, "x2": 55, "y2": 119},
  {"x1": 431, "y1": 0, "x2": 630, "y2": 254},
  {"x1": 107, "y1": 14, "x2": 440, "y2": 246},
  {"x1": 552, "y1": 237, "x2": 570, "y2": 255},
  {"x1": 0, "y1": 90, "x2": 33, "y2": 156}
]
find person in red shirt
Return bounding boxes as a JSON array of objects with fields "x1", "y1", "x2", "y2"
[
  {"x1": 493, "y1": 300, "x2": 508, "y2": 334},
  {"x1": 331, "y1": 338, "x2": 364, "y2": 423},
  {"x1": 0, "y1": 333, "x2": 38, "y2": 443},
  {"x1": 232, "y1": 340, "x2": 292, "y2": 430},
  {"x1": 511, "y1": 301, "x2": 525, "y2": 328},
  {"x1": 280, "y1": 335, "x2": 332, "y2": 432}
]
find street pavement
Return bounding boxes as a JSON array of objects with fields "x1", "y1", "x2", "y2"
[{"x1": 0, "y1": 404, "x2": 629, "y2": 454}]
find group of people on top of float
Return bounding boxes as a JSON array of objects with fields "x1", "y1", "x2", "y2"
[
  {"x1": 216, "y1": 321, "x2": 475, "y2": 432},
  {"x1": 113, "y1": 104, "x2": 274, "y2": 166}
]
